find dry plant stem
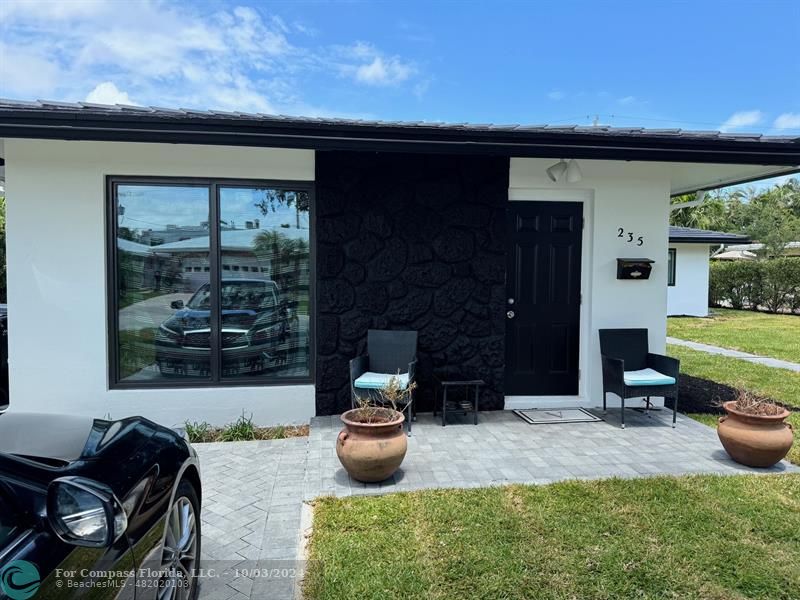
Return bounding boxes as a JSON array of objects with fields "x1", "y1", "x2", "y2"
[
  {"x1": 731, "y1": 388, "x2": 784, "y2": 416},
  {"x1": 352, "y1": 372, "x2": 417, "y2": 424}
]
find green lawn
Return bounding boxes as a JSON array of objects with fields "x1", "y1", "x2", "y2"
[
  {"x1": 669, "y1": 344, "x2": 800, "y2": 465},
  {"x1": 305, "y1": 474, "x2": 800, "y2": 600},
  {"x1": 668, "y1": 344, "x2": 800, "y2": 410},
  {"x1": 668, "y1": 309, "x2": 800, "y2": 363},
  {"x1": 118, "y1": 328, "x2": 156, "y2": 379}
]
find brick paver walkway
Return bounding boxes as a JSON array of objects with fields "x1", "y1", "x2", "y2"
[
  {"x1": 196, "y1": 409, "x2": 797, "y2": 599},
  {"x1": 667, "y1": 336, "x2": 800, "y2": 372},
  {"x1": 195, "y1": 437, "x2": 307, "y2": 600}
]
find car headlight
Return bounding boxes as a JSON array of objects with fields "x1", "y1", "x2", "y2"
[{"x1": 155, "y1": 325, "x2": 182, "y2": 344}]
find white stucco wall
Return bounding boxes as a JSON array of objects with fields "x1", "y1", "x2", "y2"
[
  {"x1": 508, "y1": 158, "x2": 671, "y2": 409},
  {"x1": 667, "y1": 243, "x2": 711, "y2": 317},
  {"x1": 5, "y1": 141, "x2": 679, "y2": 424},
  {"x1": 4, "y1": 139, "x2": 315, "y2": 427}
]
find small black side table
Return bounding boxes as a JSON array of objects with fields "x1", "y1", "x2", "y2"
[{"x1": 433, "y1": 376, "x2": 484, "y2": 427}]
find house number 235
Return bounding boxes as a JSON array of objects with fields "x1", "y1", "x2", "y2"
[{"x1": 618, "y1": 228, "x2": 644, "y2": 246}]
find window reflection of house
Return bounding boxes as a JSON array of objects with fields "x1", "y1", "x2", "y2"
[
  {"x1": 140, "y1": 223, "x2": 211, "y2": 246},
  {"x1": 153, "y1": 228, "x2": 309, "y2": 295},
  {"x1": 117, "y1": 238, "x2": 161, "y2": 292}
]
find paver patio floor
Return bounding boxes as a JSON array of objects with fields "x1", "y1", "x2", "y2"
[{"x1": 196, "y1": 409, "x2": 797, "y2": 600}]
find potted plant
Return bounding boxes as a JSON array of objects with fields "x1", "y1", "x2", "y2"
[
  {"x1": 336, "y1": 376, "x2": 415, "y2": 483},
  {"x1": 717, "y1": 390, "x2": 794, "y2": 468}
]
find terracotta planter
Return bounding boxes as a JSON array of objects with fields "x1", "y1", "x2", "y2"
[
  {"x1": 717, "y1": 401, "x2": 794, "y2": 468},
  {"x1": 336, "y1": 408, "x2": 407, "y2": 483}
]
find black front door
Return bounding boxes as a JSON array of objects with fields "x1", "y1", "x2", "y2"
[{"x1": 505, "y1": 201, "x2": 583, "y2": 395}]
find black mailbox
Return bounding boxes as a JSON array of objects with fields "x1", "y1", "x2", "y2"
[{"x1": 616, "y1": 258, "x2": 654, "y2": 280}]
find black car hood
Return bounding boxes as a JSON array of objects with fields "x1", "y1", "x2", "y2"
[
  {"x1": 0, "y1": 412, "x2": 97, "y2": 463},
  {"x1": 0, "y1": 412, "x2": 164, "y2": 471}
]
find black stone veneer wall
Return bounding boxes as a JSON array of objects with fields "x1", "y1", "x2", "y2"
[{"x1": 315, "y1": 152, "x2": 509, "y2": 416}]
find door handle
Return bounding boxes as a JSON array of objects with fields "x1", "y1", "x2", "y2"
[{"x1": 507, "y1": 310, "x2": 515, "y2": 319}]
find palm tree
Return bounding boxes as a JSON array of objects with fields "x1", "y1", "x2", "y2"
[
  {"x1": 253, "y1": 231, "x2": 310, "y2": 294},
  {"x1": 669, "y1": 193, "x2": 728, "y2": 230}
]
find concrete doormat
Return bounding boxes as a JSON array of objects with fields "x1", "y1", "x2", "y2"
[{"x1": 513, "y1": 408, "x2": 603, "y2": 424}]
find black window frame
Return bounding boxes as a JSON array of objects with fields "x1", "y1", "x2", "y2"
[
  {"x1": 106, "y1": 175, "x2": 315, "y2": 390},
  {"x1": 667, "y1": 248, "x2": 676, "y2": 287}
]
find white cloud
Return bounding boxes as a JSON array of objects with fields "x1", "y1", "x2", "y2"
[
  {"x1": 719, "y1": 110, "x2": 764, "y2": 132},
  {"x1": 333, "y1": 42, "x2": 416, "y2": 87},
  {"x1": 0, "y1": 0, "x2": 421, "y2": 114},
  {"x1": 547, "y1": 90, "x2": 565, "y2": 100},
  {"x1": 618, "y1": 95, "x2": 636, "y2": 105},
  {"x1": 773, "y1": 112, "x2": 800, "y2": 130},
  {"x1": 0, "y1": 0, "x2": 108, "y2": 21},
  {"x1": 85, "y1": 81, "x2": 135, "y2": 105},
  {"x1": 355, "y1": 56, "x2": 413, "y2": 86},
  {"x1": 342, "y1": 41, "x2": 377, "y2": 60},
  {"x1": 0, "y1": 41, "x2": 64, "y2": 96},
  {"x1": 293, "y1": 21, "x2": 317, "y2": 36}
]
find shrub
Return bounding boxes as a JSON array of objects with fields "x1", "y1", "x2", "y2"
[
  {"x1": 184, "y1": 421, "x2": 215, "y2": 443},
  {"x1": 184, "y1": 415, "x2": 309, "y2": 443},
  {"x1": 219, "y1": 412, "x2": 258, "y2": 441},
  {"x1": 740, "y1": 260, "x2": 765, "y2": 310},
  {"x1": 708, "y1": 264, "x2": 726, "y2": 307},
  {"x1": 710, "y1": 257, "x2": 800, "y2": 313},
  {"x1": 709, "y1": 261, "x2": 760, "y2": 309}
]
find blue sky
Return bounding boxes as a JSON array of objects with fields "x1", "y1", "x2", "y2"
[{"x1": 1, "y1": 0, "x2": 798, "y2": 137}]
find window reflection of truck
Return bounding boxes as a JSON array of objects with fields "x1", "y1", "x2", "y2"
[{"x1": 154, "y1": 279, "x2": 294, "y2": 376}]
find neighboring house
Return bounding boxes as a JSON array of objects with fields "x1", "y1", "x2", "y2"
[
  {"x1": 721, "y1": 241, "x2": 800, "y2": 257},
  {"x1": 667, "y1": 226, "x2": 750, "y2": 317},
  {"x1": 152, "y1": 228, "x2": 309, "y2": 291},
  {"x1": 0, "y1": 100, "x2": 798, "y2": 426},
  {"x1": 711, "y1": 249, "x2": 757, "y2": 261}
]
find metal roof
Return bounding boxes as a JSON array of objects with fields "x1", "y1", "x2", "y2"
[
  {"x1": 669, "y1": 226, "x2": 751, "y2": 244},
  {"x1": 726, "y1": 241, "x2": 800, "y2": 251},
  {"x1": 1, "y1": 98, "x2": 799, "y2": 165}
]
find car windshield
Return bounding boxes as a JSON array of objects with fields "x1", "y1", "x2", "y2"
[
  {"x1": 186, "y1": 282, "x2": 277, "y2": 311},
  {"x1": 186, "y1": 285, "x2": 212, "y2": 310}
]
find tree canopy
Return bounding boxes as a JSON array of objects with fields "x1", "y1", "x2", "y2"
[{"x1": 670, "y1": 178, "x2": 800, "y2": 256}]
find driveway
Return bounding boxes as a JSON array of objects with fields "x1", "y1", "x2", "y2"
[{"x1": 118, "y1": 293, "x2": 190, "y2": 331}]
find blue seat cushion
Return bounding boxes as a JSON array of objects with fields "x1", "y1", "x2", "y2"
[
  {"x1": 354, "y1": 372, "x2": 410, "y2": 390},
  {"x1": 623, "y1": 368, "x2": 676, "y2": 387}
]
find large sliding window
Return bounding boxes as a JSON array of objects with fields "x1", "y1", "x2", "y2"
[{"x1": 108, "y1": 177, "x2": 313, "y2": 388}]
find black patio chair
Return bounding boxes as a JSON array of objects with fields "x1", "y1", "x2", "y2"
[
  {"x1": 599, "y1": 328, "x2": 680, "y2": 429},
  {"x1": 350, "y1": 329, "x2": 417, "y2": 434}
]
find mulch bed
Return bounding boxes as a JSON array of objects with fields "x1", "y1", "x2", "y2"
[
  {"x1": 664, "y1": 374, "x2": 738, "y2": 415},
  {"x1": 665, "y1": 374, "x2": 791, "y2": 415}
]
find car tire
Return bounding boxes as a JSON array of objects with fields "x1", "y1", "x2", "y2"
[{"x1": 161, "y1": 478, "x2": 202, "y2": 600}]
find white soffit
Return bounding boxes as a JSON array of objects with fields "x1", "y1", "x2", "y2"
[{"x1": 669, "y1": 163, "x2": 799, "y2": 196}]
